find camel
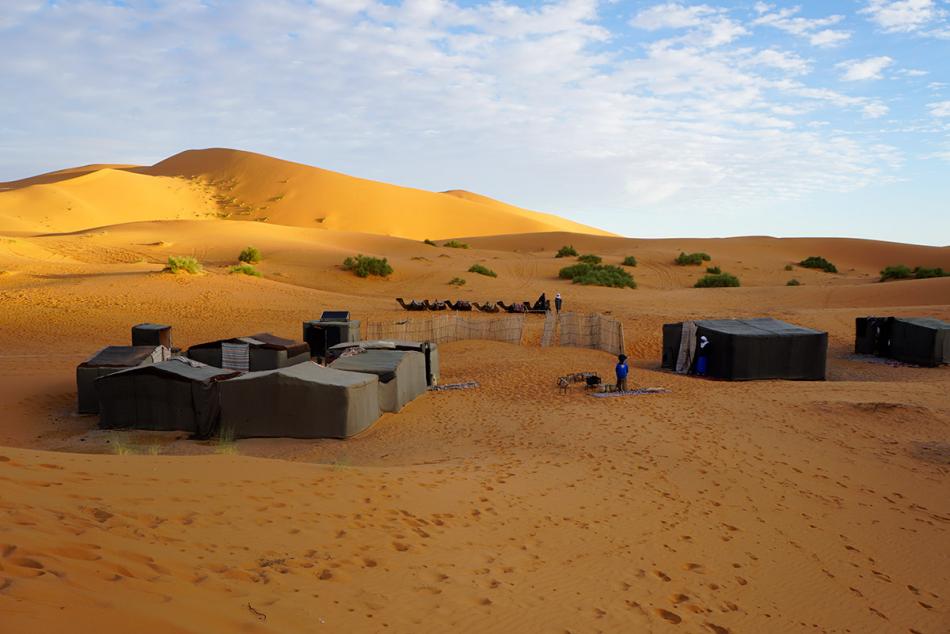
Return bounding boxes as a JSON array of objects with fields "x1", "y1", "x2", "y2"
[
  {"x1": 446, "y1": 300, "x2": 473, "y2": 311},
  {"x1": 396, "y1": 298, "x2": 427, "y2": 311},
  {"x1": 425, "y1": 300, "x2": 448, "y2": 311},
  {"x1": 473, "y1": 302, "x2": 500, "y2": 313}
]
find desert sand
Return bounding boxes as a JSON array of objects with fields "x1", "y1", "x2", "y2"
[{"x1": 0, "y1": 150, "x2": 948, "y2": 633}]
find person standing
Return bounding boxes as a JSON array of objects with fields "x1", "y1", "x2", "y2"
[
  {"x1": 555, "y1": 291, "x2": 562, "y2": 313},
  {"x1": 615, "y1": 354, "x2": 629, "y2": 392},
  {"x1": 696, "y1": 336, "x2": 710, "y2": 376}
]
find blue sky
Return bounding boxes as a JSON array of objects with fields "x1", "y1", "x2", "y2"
[{"x1": 1, "y1": 1, "x2": 948, "y2": 244}]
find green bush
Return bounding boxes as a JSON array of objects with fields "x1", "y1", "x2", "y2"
[
  {"x1": 706, "y1": 266, "x2": 721, "y2": 274},
  {"x1": 694, "y1": 273, "x2": 740, "y2": 288},
  {"x1": 555, "y1": 245, "x2": 578, "y2": 258},
  {"x1": 559, "y1": 263, "x2": 635, "y2": 288},
  {"x1": 342, "y1": 254, "x2": 393, "y2": 278},
  {"x1": 468, "y1": 263, "x2": 497, "y2": 277},
  {"x1": 443, "y1": 240, "x2": 469, "y2": 249},
  {"x1": 577, "y1": 254, "x2": 602, "y2": 265},
  {"x1": 675, "y1": 251, "x2": 712, "y2": 266},
  {"x1": 621, "y1": 256, "x2": 637, "y2": 267},
  {"x1": 238, "y1": 246, "x2": 261, "y2": 264},
  {"x1": 787, "y1": 278, "x2": 801, "y2": 286},
  {"x1": 449, "y1": 277, "x2": 466, "y2": 286},
  {"x1": 166, "y1": 255, "x2": 202, "y2": 274},
  {"x1": 880, "y1": 264, "x2": 949, "y2": 281},
  {"x1": 799, "y1": 256, "x2": 837, "y2": 273},
  {"x1": 229, "y1": 263, "x2": 261, "y2": 277},
  {"x1": 784, "y1": 264, "x2": 794, "y2": 271},
  {"x1": 423, "y1": 239, "x2": 437, "y2": 246}
]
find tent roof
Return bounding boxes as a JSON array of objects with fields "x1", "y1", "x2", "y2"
[
  {"x1": 104, "y1": 357, "x2": 241, "y2": 382},
  {"x1": 329, "y1": 349, "x2": 412, "y2": 382},
  {"x1": 132, "y1": 323, "x2": 170, "y2": 331},
  {"x1": 694, "y1": 318, "x2": 824, "y2": 337},
  {"x1": 329, "y1": 339, "x2": 429, "y2": 352},
  {"x1": 226, "y1": 361, "x2": 377, "y2": 388},
  {"x1": 189, "y1": 332, "x2": 309, "y2": 354},
  {"x1": 80, "y1": 345, "x2": 161, "y2": 368},
  {"x1": 893, "y1": 317, "x2": 950, "y2": 331}
]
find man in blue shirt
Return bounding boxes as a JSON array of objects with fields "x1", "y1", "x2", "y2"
[{"x1": 615, "y1": 354, "x2": 629, "y2": 392}]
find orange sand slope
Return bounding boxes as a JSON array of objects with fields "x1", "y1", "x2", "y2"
[{"x1": 0, "y1": 148, "x2": 612, "y2": 239}]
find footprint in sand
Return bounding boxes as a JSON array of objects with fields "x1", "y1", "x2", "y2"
[
  {"x1": 655, "y1": 570, "x2": 671, "y2": 582},
  {"x1": 656, "y1": 608, "x2": 682, "y2": 624}
]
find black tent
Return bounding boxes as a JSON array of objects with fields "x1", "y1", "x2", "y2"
[
  {"x1": 303, "y1": 316, "x2": 361, "y2": 359},
  {"x1": 187, "y1": 333, "x2": 310, "y2": 371},
  {"x1": 328, "y1": 340, "x2": 440, "y2": 386},
  {"x1": 76, "y1": 346, "x2": 168, "y2": 414},
  {"x1": 662, "y1": 318, "x2": 827, "y2": 380},
  {"x1": 329, "y1": 350, "x2": 427, "y2": 412},
  {"x1": 132, "y1": 323, "x2": 172, "y2": 348},
  {"x1": 856, "y1": 316, "x2": 950, "y2": 366},
  {"x1": 96, "y1": 357, "x2": 240, "y2": 438}
]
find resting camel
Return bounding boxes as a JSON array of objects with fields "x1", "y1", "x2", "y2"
[
  {"x1": 425, "y1": 300, "x2": 448, "y2": 311},
  {"x1": 396, "y1": 298, "x2": 427, "y2": 311},
  {"x1": 497, "y1": 301, "x2": 528, "y2": 313},
  {"x1": 446, "y1": 300, "x2": 473, "y2": 311},
  {"x1": 473, "y1": 302, "x2": 500, "y2": 313}
]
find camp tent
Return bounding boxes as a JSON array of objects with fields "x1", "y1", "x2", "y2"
[
  {"x1": 218, "y1": 362, "x2": 380, "y2": 439},
  {"x1": 328, "y1": 340, "x2": 440, "y2": 386},
  {"x1": 76, "y1": 345, "x2": 169, "y2": 413},
  {"x1": 186, "y1": 333, "x2": 310, "y2": 371},
  {"x1": 96, "y1": 357, "x2": 240, "y2": 437},
  {"x1": 132, "y1": 323, "x2": 173, "y2": 349},
  {"x1": 303, "y1": 314, "x2": 361, "y2": 359},
  {"x1": 856, "y1": 316, "x2": 950, "y2": 366},
  {"x1": 662, "y1": 318, "x2": 827, "y2": 381},
  {"x1": 329, "y1": 349, "x2": 427, "y2": 412}
]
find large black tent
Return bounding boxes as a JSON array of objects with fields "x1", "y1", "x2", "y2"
[
  {"x1": 96, "y1": 357, "x2": 240, "y2": 437},
  {"x1": 76, "y1": 345, "x2": 169, "y2": 414},
  {"x1": 132, "y1": 323, "x2": 173, "y2": 348},
  {"x1": 856, "y1": 316, "x2": 950, "y2": 366},
  {"x1": 219, "y1": 363, "x2": 380, "y2": 439},
  {"x1": 303, "y1": 312, "x2": 361, "y2": 359},
  {"x1": 662, "y1": 318, "x2": 827, "y2": 381},
  {"x1": 329, "y1": 349, "x2": 427, "y2": 412},
  {"x1": 328, "y1": 340, "x2": 440, "y2": 386},
  {"x1": 186, "y1": 333, "x2": 310, "y2": 371}
]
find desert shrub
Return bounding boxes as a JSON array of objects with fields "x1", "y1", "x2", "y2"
[
  {"x1": 229, "y1": 264, "x2": 261, "y2": 277},
  {"x1": 911, "y1": 266, "x2": 947, "y2": 279},
  {"x1": 238, "y1": 246, "x2": 261, "y2": 264},
  {"x1": 675, "y1": 251, "x2": 711, "y2": 266},
  {"x1": 166, "y1": 255, "x2": 202, "y2": 274},
  {"x1": 342, "y1": 254, "x2": 393, "y2": 278},
  {"x1": 559, "y1": 263, "x2": 635, "y2": 288},
  {"x1": 449, "y1": 277, "x2": 466, "y2": 286},
  {"x1": 784, "y1": 264, "x2": 794, "y2": 271},
  {"x1": 694, "y1": 272, "x2": 740, "y2": 288},
  {"x1": 577, "y1": 254, "x2": 602, "y2": 265},
  {"x1": 621, "y1": 256, "x2": 637, "y2": 267},
  {"x1": 880, "y1": 264, "x2": 913, "y2": 281},
  {"x1": 706, "y1": 266, "x2": 721, "y2": 274},
  {"x1": 555, "y1": 245, "x2": 578, "y2": 258},
  {"x1": 423, "y1": 239, "x2": 438, "y2": 246},
  {"x1": 799, "y1": 256, "x2": 837, "y2": 273},
  {"x1": 787, "y1": 278, "x2": 801, "y2": 286},
  {"x1": 443, "y1": 240, "x2": 469, "y2": 249},
  {"x1": 468, "y1": 263, "x2": 497, "y2": 277}
]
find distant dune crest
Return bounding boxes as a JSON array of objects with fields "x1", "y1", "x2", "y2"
[{"x1": 0, "y1": 148, "x2": 613, "y2": 239}]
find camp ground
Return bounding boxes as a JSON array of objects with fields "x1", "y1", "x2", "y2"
[{"x1": 855, "y1": 316, "x2": 950, "y2": 367}]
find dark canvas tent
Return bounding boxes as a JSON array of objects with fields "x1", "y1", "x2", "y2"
[
  {"x1": 96, "y1": 357, "x2": 240, "y2": 437},
  {"x1": 303, "y1": 315, "x2": 361, "y2": 359},
  {"x1": 186, "y1": 333, "x2": 310, "y2": 371},
  {"x1": 856, "y1": 316, "x2": 950, "y2": 366},
  {"x1": 76, "y1": 346, "x2": 169, "y2": 414},
  {"x1": 330, "y1": 349, "x2": 427, "y2": 412},
  {"x1": 219, "y1": 362, "x2": 380, "y2": 439},
  {"x1": 662, "y1": 318, "x2": 827, "y2": 381},
  {"x1": 328, "y1": 340, "x2": 440, "y2": 386},
  {"x1": 132, "y1": 323, "x2": 173, "y2": 348}
]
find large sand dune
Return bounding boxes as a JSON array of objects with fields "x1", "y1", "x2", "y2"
[{"x1": 0, "y1": 151, "x2": 948, "y2": 632}]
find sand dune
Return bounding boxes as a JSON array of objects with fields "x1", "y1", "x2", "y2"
[{"x1": 0, "y1": 153, "x2": 948, "y2": 632}]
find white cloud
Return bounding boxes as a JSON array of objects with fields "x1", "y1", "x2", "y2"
[
  {"x1": 752, "y1": 5, "x2": 851, "y2": 47},
  {"x1": 861, "y1": 0, "x2": 942, "y2": 33},
  {"x1": 750, "y1": 49, "x2": 811, "y2": 75},
  {"x1": 837, "y1": 56, "x2": 894, "y2": 81},
  {"x1": 929, "y1": 101, "x2": 950, "y2": 117},
  {"x1": 630, "y1": 3, "x2": 719, "y2": 30},
  {"x1": 863, "y1": 102, "x2": 890, "y2": 118}
]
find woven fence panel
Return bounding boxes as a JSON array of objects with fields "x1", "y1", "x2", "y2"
[
  {"x1": 541, "y1": 311, "x2": 557, "y2": 347},
  {"x1": 555, "y1": 312, "x2": 625, "y2": 356},
  {"x1": 363, "y1": 315, "x2": 525, "y2": 345}
]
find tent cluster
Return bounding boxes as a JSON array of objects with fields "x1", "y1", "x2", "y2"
[
  {"x1": 397, "y1": 294, "x2": 549, "y2": 314},
  {"x1": 77, "y1": 316, "x2": 434, "y2": 439},
  {"x1": 855, "y1": 316, "x2": 949, "y2": 366}
]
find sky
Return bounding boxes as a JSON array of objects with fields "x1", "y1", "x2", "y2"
[{"x1": 1, "y1": 1, "x2": 949, "y2": 245}]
